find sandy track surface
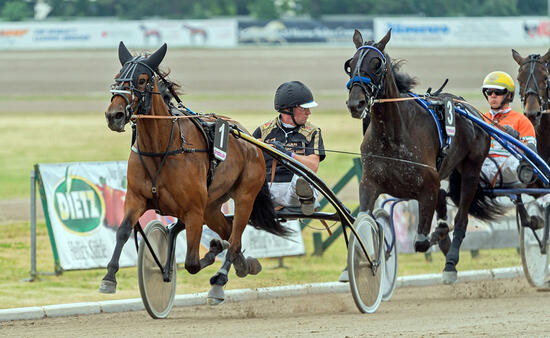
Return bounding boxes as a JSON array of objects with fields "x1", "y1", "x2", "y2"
[{"x1": 2, "y1": 278, "x2": 549, "y2": 337}]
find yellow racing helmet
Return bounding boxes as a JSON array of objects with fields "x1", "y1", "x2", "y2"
[{"x1": 482, "y1": 71, "x2": 515, "y2": 101}]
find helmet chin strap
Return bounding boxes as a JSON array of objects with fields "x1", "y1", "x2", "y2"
[
  {"x1": 281, "y1": 107, "x2": 303, "y2": 127},
  {"x1": 488, "y1": 92, "x2": 512, "y2": 111}
]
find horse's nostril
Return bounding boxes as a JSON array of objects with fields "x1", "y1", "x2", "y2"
[{"x1": 115, "y1": 112, "x2": 124, "y2": 120}]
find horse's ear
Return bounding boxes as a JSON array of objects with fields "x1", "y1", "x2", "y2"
[
  {"x1": 541, "y1": 48, "x2": 550, "y2": 64},
  {"x1": 511, "y1": 49, "x2": 524, "y2": 65},
  {"x1": 118, "y1": 41, "x2": 133, "y2": 66},
  {"x1": 353, "y1": 29, "x2": 363, "y2": 49},
  {"x1": 377, "y1": 29, "x2": 391, "y2": 51},
  {"x1": 145, "y1": 43, "x2": 167, "y2": 70}
]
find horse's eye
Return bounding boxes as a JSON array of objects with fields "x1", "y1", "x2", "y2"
[
  {"x1": 139, "y1": 78, "x2": 146, "y2": 85},
  {"x1": 371, "y1": 58, "x2": 381, "y2": 70}
]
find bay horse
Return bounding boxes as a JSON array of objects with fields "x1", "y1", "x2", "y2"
[
  {"x1": 512, "y1": 48, "x2": 550, "y2": 165},
  {"x1": 345, "y1": 29, "x2": 503, "y2": 283},
  {"x1": 100, "y1": 42, "x2": 289, "y2": 296}
]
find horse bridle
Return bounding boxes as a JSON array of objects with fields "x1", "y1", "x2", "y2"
[
  {"x1": 520, "y1": 54, "x2": 550, "y2": 124},
  {"x1": 345, "y1": 44, "x2": 388, "y2": 118},
  {"x1": 110, "y1": 56, "x2": 160, "y2": 123}
]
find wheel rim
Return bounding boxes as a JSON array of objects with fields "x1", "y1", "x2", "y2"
[
  {"x1": 138, "y1": 221, "x2": 176, "y2": 319},
  {"x1": 348, "y1": 213, "x2": 385, "y2": 313},
  {"x1": 374, "y1": 208, "x2": 398, "y2": 301}
]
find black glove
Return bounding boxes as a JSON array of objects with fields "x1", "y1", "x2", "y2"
[
  {"x1": 503, "y1": 125, "x2": 520, "y2": 140},
  {"x1": 268, "y1": 140, "x2": 292, "y2": 157}
]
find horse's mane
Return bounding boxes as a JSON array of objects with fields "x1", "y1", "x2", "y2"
[
  {"x1": 388, "y1": 55, "x2": 418, "y2": 93},
  {"x1": 156, "y1": 68, "x2": 182, "y2": 105},
  {"x1": 139, "y1": 51, "x2": 183, "y2": 103}
]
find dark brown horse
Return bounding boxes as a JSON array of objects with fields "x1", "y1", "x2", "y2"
[
  {"x1": 345, "y1": 29, "x2": 502, "y2": 284},
  {"x1": 512, "y1": 48, "x2": 550, "y2": 165},
  {"x1": 100, "y1": 42, "x2": 289, "y2": 296}
]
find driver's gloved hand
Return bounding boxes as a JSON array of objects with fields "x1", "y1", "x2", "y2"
[
  {"x1": 503, "y1": 125, "x2": 520, "y2": 139},
  {"x1": 268, "y1": 140, "x2": 293, "y2": 157},
  {"x1": 517, "y1": 143, "x2": 538, "y2": 184}
]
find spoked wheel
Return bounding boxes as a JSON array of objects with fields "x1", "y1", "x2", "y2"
[
  {"x1": 347, "y1": 212, "x2": 385, "y2": 313},
  {"x1": 373, "y1": 208, "x2": 398, "y2": 301},
  {"x1": 520, "y1": 204, "x2": 549, "y2": 287},
  {"x1": 138, "y1": 220, "x2": 177, "y2": 319}
]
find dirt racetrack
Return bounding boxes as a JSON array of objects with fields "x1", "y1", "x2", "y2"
[
  {"x1": 0, "y1": 45, "x2": 544, "y2": 116},
  {"x1": 2, "y1": 278, "x2": 550, "y2": 337}
]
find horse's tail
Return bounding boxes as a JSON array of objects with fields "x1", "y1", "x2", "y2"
[
  {"x1": 248, "y1": 180, "x2": 292, "y2": 237},
  {"x1": 448, "y1": 170, "x2": 505, "y2": 221}
]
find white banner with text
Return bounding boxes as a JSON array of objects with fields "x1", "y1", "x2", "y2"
[
  {"x1": 36, "y1": 161, "x2": 303, "y2": 270},
  {"x1": 0, "y1": 19, "x2": 237, "y2": 50},
  {"x1": 374, "y1": 16, "x2": 550, "y2": 47}
]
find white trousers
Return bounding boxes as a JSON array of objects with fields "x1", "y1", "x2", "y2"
[
  {"x1": 481, "y1": 156, "x2": 520, "y2": 186},
  {"x1": 269, "y1": 175, "x2": 318, "y2": 208}
]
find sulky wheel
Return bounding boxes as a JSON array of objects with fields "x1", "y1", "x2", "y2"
[
  {"x1": 373, "y1": 208, "x2": 398, "y2": 301},
  {"x1": 520, "y1": 204, "x2": 549, "y2": 287},
  {"x1": 347, "y1": 212, "x2": 385, "y2": 313},
  {"x1": 138, "y1": 220, "x2": 177, "y2": 319}
]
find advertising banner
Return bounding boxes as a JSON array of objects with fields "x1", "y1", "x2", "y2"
[
  {"x1": 0, "y1": 19, "x2": 237, "y2": 50},
  {"x1": 374, "y1": 17, "x2": 550, "y2": 47},
  {"x1": 36, "y1": 161, "x2": 303, "y2": 271},
  {"x1": 238, "y1": 19, "x2": 373, "y2": 45}
]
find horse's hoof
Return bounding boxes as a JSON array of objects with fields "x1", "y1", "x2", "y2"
[
  {"x1": 99, "y1": 279, "x2": 117, "y2": 294},
  {"x1": 414, "y1": 234, "x2": 431, "y2": 253},
  {"x1": 232, "y1": 253, "x2": 250, "y2": 278},
  {"x1": 438, "y1": 236, "x2": 451, "y2": 256},
  {"x1": 234, "y1": 263, "x2": 249, "y2": 278},
  {"x1": 442, "y1": 271, "x2": 458, "y2": 285},
  {"x1": 246, "y1": 257, "x2": 262, "y2": 275},
  {"x1": 207, "y1": 284, "x2": 225, "y2": 306}
]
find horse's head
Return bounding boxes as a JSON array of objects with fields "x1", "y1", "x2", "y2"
[
  {"x1": 512, "y1": 48, "x2": 550, "y2": 128},
  {"x1": 345, "y1": 29, "x2": 391, "y2": 119},
  {"x1": 105, "y1": 41, "x2": 167, "y2": 132}
]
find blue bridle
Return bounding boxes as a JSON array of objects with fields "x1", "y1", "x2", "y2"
[{"x1": 345, "y1": 45, "x2": 388, "y2": 109}]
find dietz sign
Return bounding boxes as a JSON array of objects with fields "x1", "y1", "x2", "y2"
[{"x1": 53, "y1": 175, "x2": 105, "y2": 234}]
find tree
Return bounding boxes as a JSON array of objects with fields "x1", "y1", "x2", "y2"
[
  {"x1": 1, "y1": 1, "x2": 33, "y2": 21},
  {"x1": 248, "y1": 0, "x2": 278, "y2": 19}
]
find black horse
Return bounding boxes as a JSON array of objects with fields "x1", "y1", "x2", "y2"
[
  {"x1": 512, "y1": 48, "x2": 550, "y2": 165},
  {"x1": 345, "y1": 29, "x2": 503, "y2": 283}
]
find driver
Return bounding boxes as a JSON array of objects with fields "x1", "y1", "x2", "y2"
[
  {"x1": 480, "y1": 71, "x2": 537, "y2": 186},
  {"x1": 253, "y1": 81, "x2": 326, "y2": 215}
]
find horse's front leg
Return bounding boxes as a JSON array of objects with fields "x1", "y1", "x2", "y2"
[
  {"x1": 443, "y1": 172, "x2": 478, "y2": 284},
  {"x1": 359, "y1": 172, "x2": 380, "y2": 213},
  {"x1": 100, "y1": 193, "x2": 145, "y2": 293},
  {"x1": 414, "y1": 188, "x2": 438, "y2": 253}
]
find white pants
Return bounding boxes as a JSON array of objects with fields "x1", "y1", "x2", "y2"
[
  {"x1": 269, "y1": 175, "x2": 318, "y2": 208},
  {"x1": 481, "y1": 156, "x2": 520, "y2": 186}
]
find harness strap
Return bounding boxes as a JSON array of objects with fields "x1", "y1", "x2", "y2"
[
  {"x1": 135, "y1": 118, "x2": 180, "y2": 213},
  {"x1": 131, "y1": 145, "x2": 208, "y2": 157}
]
